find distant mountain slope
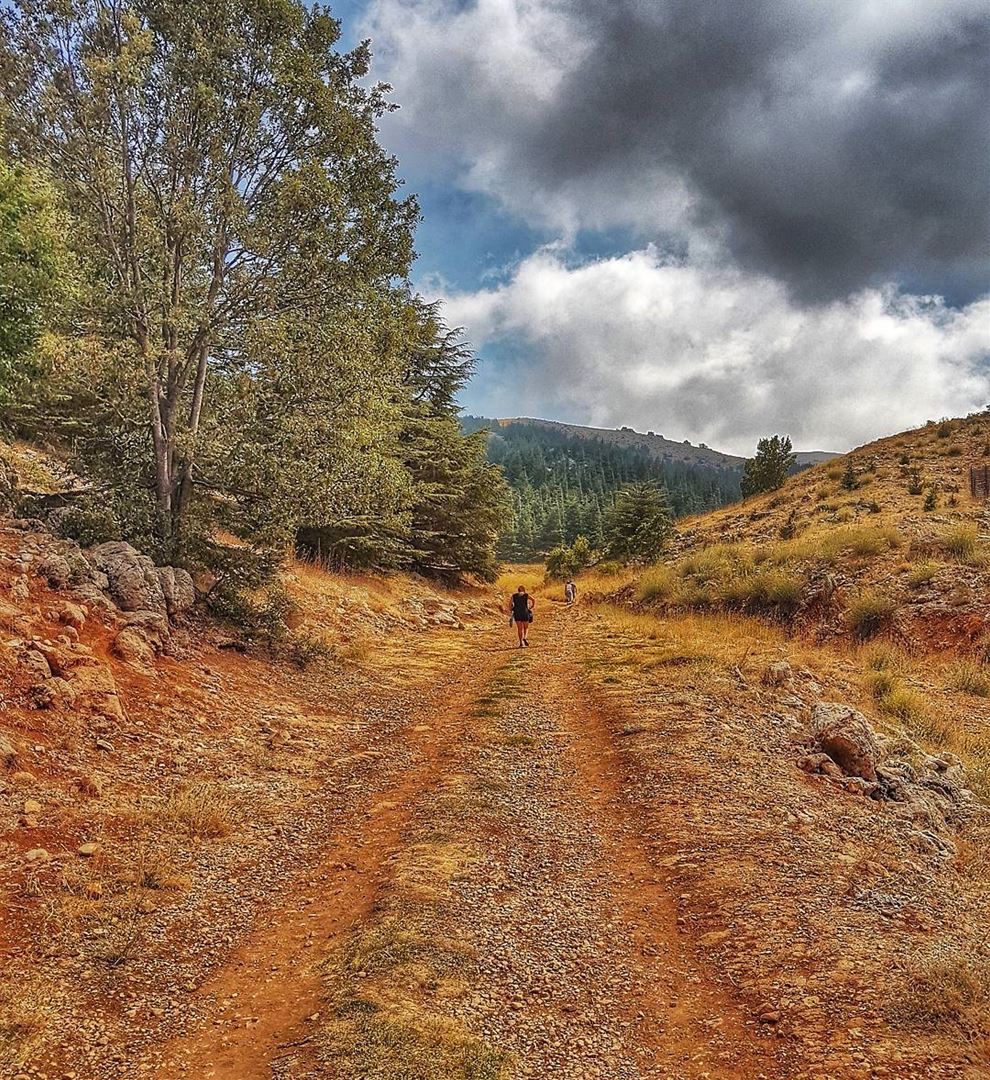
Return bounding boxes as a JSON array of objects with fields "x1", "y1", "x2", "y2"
[
  {"x1": 463, "y1": 415, "x2": 746, "y2": 557},
  {"x1": 493, "y1": 417, "x2": 838, "y2": 469}
]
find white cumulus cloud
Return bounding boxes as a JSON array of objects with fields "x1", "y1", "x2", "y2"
[{"x1": 442, "y1": 247, "x2": 990, "y2": 453}]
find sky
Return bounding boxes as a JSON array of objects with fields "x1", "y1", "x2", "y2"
[{"x1": 342, "y1": 0, "x2": 989, "y2": 454}]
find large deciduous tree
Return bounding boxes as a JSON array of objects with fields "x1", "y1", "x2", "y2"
[
  {"x1": 0, "y1": 161, "x2": 64, "y2": 408},
  {"x1": 1, "y1": 0, "x2": 417, "y2": 553}
]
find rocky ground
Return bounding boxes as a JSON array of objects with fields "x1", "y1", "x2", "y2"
[{"x1": 1, "y1": 522, "x2": 987, "y2": 1078}]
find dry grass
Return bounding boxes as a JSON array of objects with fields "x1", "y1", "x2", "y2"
[
  {"x1": 892, "y1": 947, "x2": 988, "y2": 1029},
  {"x1": 158, "y1": 782, "x2": 237, "y2": 838},
  {"x1": 939, "y1": 523, "x2": 979, "y2": 561},
  {"x1": 846, "y1": 591, "x2": 898, "y2": 640},
  {"x1": 496, "y1": 565, "x2": 544, "y2": 596},
  {"x1": 945, "y1": 660, "x2": 990, "y2": 698}
]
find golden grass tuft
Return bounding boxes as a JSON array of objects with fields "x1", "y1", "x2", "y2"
[
  {"x1": 846, "y1": 591, "x2": 897, "y2": 640},
  {"x1": 159, "y1": 782, "x2": 236, "y2": 838},
  {"x1": 892, "y1": 947, "x2": 988, "y2": 1029},
  {"x1": 945, "y1": 660, "x2": 990, "y2": 698}
]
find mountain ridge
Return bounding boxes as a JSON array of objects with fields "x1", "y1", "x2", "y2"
[{"x1": 492, "y1": 416, "x2": 839, "y2": 470}]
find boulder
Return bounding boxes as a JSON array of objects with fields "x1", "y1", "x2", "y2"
[
  {"x1": 58, "y1": 601, "x2": 87, "y2": 629},
  {"x1": 19, "y1": 647, "x2": 53, "y2": 682},
  {"x1": 91, "y1": 541, "x2": 167, "y2": 616},
  {"x1": 73, "y1": 583, "x2": 116, "y2": 615},
  {"x1": 37, "y1": 553, "x2": 73, "y2": 589},
  {"x1": 157, "y1": 566, "x2": 195, "y2": 618},
  {"x1": 30, "y1": 676, "x2": 77, "y2": 710},
  {"x1": 0, "y1": 733, "x2": 17, "y2": 769},
  {"x1": 811, "y1": 702, "x2": 880, "y2": 782},
  {"x1": 111, "y1": 627, "x2": 156, "y2": 669}
]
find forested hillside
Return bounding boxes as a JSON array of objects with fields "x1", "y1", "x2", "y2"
[{"x1": 464, "y1": 417, "x2": 742, "y2": 557}]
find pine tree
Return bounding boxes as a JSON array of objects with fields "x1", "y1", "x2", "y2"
[
  {"x1": 740, "y1": 436, "x2": 796, "y2": 497},
  {"x1": 604, "y1": 483, "x2": 673, "y2": 563}
]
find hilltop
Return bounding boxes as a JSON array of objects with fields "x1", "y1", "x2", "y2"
[{"x1": 490, "y1": 416, "x2": 838, "y2": 470}]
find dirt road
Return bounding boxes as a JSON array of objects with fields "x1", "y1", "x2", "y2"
[{"x1": 151, "y1": 604, "x2": 787, "y2": 1080}]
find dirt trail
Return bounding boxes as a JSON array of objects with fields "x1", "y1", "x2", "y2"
[{"x1": 154, "y1": 603, "x2": 786, "y2": 1079}]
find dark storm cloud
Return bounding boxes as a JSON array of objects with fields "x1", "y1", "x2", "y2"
[{"x1": 516, "y1": 0, "x2": 990, "y2": 301}]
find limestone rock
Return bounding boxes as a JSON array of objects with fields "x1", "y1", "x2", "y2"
[
  {"x1": 112, "y1": 627, "x2": 156, "y2": 669},
  {"x1": 37, "y1": 553, "x2": 73, "y2": 589},
  {"x1": 91, "y1": 541, "x2": 167, "y2": 615},
  {"x1": 157, "y1": 566, "x2": 195, "y2": 617},
  {"x1": 811, "y1": 702, "x2": 880, "y2": 782},
  {"x1": 58, "y1": 601, "x2": 88, "y2": 629},
  {"x1": 19, "y1": 648, "x2": 53, "y2": 682},
  {"x1": 30, "y1": 676, "x2": 78, "y2": 710}
]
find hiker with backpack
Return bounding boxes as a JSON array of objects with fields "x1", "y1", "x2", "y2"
[{"x1": 508, "y1": 585, "x2": 534, "y2": 647}]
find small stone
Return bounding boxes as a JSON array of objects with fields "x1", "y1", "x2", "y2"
[
  {"x1": 77, "y1": 842, "x2": 99, "y2": 857},
  {"x1": 24, "y1": 798, "x2": 42, "y2": 814},
  {"x1": 759, "y1": 1010, "x2": 781, "y2": 1024},
  {"x1": 95, "y1": 738, "x2": 115, "y2": 752},
  {"x1": 25, "y1": 847, "x2": 51, "y2": 862}
]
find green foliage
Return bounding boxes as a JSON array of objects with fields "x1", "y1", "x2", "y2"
[
  {"x1": 604, "y1": 483, "x2": 673, "y2": 564},
  {"x1": 3, "y1": 0, "x2": 418, "y2": 553},
  {"x1": 841, "y1": 461, "x2": 858, "y2": 490},
  {"x1": 741, "y1": 435, "x2": 795, "y2": 497},
  {"x1": 466, "y1": 418, "x2": 741, "y2": 559},
  {"x1": 2, "y1": 3, "x2": 505, "y2": 583},
  {"x1": 545, "y1": 535, "x2": 593, "y2": 580},
  {"x1": 923, "y1": 486, "x2": 937, "y2": 511},
  {"x1": 0, "y1": 162, "x2": 65, "y2": 410}
]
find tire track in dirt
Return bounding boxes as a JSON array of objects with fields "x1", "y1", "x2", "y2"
[{"x1": 151, "y1": 635, "x2": 509, "y2": 1079}]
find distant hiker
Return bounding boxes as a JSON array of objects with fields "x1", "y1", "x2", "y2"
[
  {"x1": 509, "y1": 585, "x2": 534, "y2": 647},
  {"x1": 565, "y1": 579, "x2": 577, "y2": 605}
]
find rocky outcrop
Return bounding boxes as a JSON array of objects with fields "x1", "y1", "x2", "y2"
[
  {"x1": 810, "y1": 702, "x2": 880, "y2": 781},
  {"x1": 91, "y1": 542, "x2": 168, "y2": 615},
  {"x1": 157, "y1": 566, "x2": 195, "y2": 618}
]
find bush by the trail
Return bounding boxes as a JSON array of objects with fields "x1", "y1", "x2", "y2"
[{"x1": 545, "y1": 535, "x2": 594, "y2": 580}]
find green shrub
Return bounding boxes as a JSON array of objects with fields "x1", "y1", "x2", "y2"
[
  {"x1": 593, "y1": 559, "x2": 625, "y2": 577},
  {"x1": 51, "y1": 500, "x2": 121, "y2": 546},
  {"x1": 847, "y1": 591, "x2": 897, "y2": 639}
]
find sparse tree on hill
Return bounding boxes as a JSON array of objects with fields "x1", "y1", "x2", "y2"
[
  {"x1": 604, "y1": 482, "x2": 672, "y2": 563},
  {"x1": 741, "y1": 435, "x2": 796, "y2": 497}
]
